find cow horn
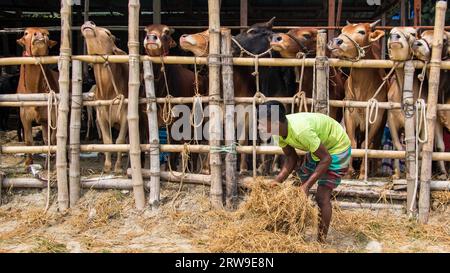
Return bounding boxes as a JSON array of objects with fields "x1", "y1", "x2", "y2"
[
  {"x1": 370, "y1": 19, "x2": 381, "y2": 29},
  {"x1": 346, "y1": 20, "x2": 351, "y2": 25},
  {"x1": 265, "y1": 17, "x2": 276, "y2": 28}
]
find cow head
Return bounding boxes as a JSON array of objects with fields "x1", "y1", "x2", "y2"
[
  {"x1": 143, "y1": 24, "x2": 176, "y2": 56},
  {"x1": 387, "y1": 27, "x2": 417, "y2": 61},
  {"x1": 412, "y1": 30, "x2": 450, "y2": 61},
  {"x1": 17, "y1": 27, "x2": 57, "y2": 57},
  {"x1": 328, "y1": 20, "x2": 385, "y2": 60},
  {"x1": 81, "y1": 21, "x2": 126, "y2": 55},
  {"x1": 270, "y1": 28, "x2": 317, "y2": 58},
  {"x1": 179, "y1": 30, "x2": 209, "y2": 57},
  {"x1": 232, "y1": 17, "x2": 276, "y2": 56}
]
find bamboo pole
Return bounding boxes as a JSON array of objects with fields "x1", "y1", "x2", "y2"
[
  {"x1": 0, "y1": 171, "x2": 3, "y2": 205},
  {"x1": 128, "y1": 0, "x2": 146, "y2": 210},
  {"x1": 314, "y1": 30, "x2": 329, "y2": 114},
  {"x1": 221, "y1": 29, "x2": 237, "y2": 209},
  {"x1": 240, "y1": 0, "x2": 248, "y2": 32},
  {"x1": 55, "y1": 0, "x2": 71, "y2": 210},
  {"x1": 69, "y1": 60, "x2": 82, "y2": 206},
  {"x1": 153, "y1": 0, "x2": 161, "y2": 24},
  {"x1": 403, "y1": 61, "x2": 417, "y2": 215},
  {"x1": 419, "y1": 0, "x2": 447, "y2": 224},
  {"x1": 337, "y1": 202, "x2": 404, "y2": 211},
  {"x1": 0, "y1": 56, "x2": 59, "y2": 66},
  {"x1": 143, "y1": 61, "x2": 160, "y2": 209},
  {"x1": 207, "y1": 0, "x2": 223, "y2": 209},
  {"x1": 328, "y1": 0, "x2": 335, "y2": 40}
]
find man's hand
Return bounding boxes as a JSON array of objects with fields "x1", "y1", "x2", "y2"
[{"x1": 300, "y1": 184, "x2": 310, "y2": 196}]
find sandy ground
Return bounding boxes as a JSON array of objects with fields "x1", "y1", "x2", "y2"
[{"x1": 1, "y1": 128, "x2": 450, "y2": 253}]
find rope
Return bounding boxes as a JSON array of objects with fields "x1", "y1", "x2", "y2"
[
  {"x1": 210, "y1": 143, "x2": 239, "y2": 154},
  {"x1": 190, "y1": 56, "x2": 205, "y2": 129},
  {"x1": 339, "y1": 33, "x2": 372, "y2": 62},
  {"x1": 292, "y1": 54, "x2": 308, "y2": 113},
  {"x1": 231, "y1": 37, "x2": 273, "y2": 59},
  {"x1": 37, "y1": 61, "x2": 58, "y2": 213}
]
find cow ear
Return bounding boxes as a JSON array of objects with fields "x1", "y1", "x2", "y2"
[
  {"x1": 170, "y1": 28, "x2": 175, "y2": 35},
  {"x1": 369, "y1": 30, "x2": 385, "y2": 43},
  {"x1": 48, "y1": 40, "x2": 58, "y2": 48},
  {"x1": 112, "y1": 46, "x2": 127, "y2": 55},
  {"x1": 16, "y1": 37, "x2": 26, "y2": 47}
]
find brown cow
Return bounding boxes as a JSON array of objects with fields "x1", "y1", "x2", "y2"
[
  {"x1": 144, "y1": 24, "x2": 208, "y2": 173},
  {"x1": 81, "y1": 21, "x2": 129, "y2": 173},
  {"x1": 412, "y1": 30, "x2": 450, "y2": 178},
  {"x1": 16, "y1": 27, "x2": 58, "y2": 166},
  {"x1": 328, "y1": 20, "x2": 387, "y2": 179},
  {"x1": 270, "y1": 28, "x2": 346, "y2": 122},
  {"x1": 180, "y1": 29, "x2": 256, "y2": 174}
]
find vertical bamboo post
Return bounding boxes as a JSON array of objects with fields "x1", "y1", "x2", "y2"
[
  {"x1": 240, "y1": 0, "x2": 248, "y2": 32},
  {"x1": 221, "y1": 29, "x2": 237, "y2": 209},
  {"x1": 208, "y1": 0, "x2": 223, "y2": 209},
  {"x1": 328, "y1": 0, "x2": 335, "y2": 40},
  {"x1": 403, "y1": 60, "x2": 416, "y2": 215},
  {"x1": 128, "y1": 0, "x2": 146, "y2": 210},
  {"x1": 69, "y1": 60, "x2": 82, "y2": 206},
  {"x1": 314, "y1": 30, "x2": 329, "y2": 115},
  {"x1": 56, "y1": 0, "x2": 71, "y2": 210},
  {"x1": 143, "y1": 61, "x2": 160, "y2": 209},
  {"x1": 83, "y1": 0, "x2": 90, "y2": 78},
  {"x1": 419, "y1": 0, "x2": 447, "y2": 224},
  {"x1": 0, "y1": 171, "x2": 3, "y2": 205},
  {"x1": 153, "y1": 0, "x2": 161, "y2": 24}
]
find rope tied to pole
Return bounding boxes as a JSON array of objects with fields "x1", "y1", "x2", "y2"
[
  {"x1": 190, "y1": 56, "x2": 205, "y2": 129},
  {"x1": 210, "y1": 142, "x2": 239, "y2": 154},
  {"x1": 292, "y1": 53, "x2": 308, "y2": 113},
  {"x1": 36, "y1": 60, "x2": 58, "y2": 212}
]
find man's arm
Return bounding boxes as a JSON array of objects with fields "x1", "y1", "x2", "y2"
[
  {"x1": 274, "y1": 145, "x2": 298, "y2": 183},
  {"x1": 301, "y1": 143, "x2": 332, "y2": 192}
]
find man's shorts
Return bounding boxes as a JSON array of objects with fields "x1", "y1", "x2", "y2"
[{"x1": 297, "y1": 147, "x2": 351, "y2": 189}]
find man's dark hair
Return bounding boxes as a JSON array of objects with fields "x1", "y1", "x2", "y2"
[{"x1": 258, "y1": 100, "x2": 287, "y2": 123}]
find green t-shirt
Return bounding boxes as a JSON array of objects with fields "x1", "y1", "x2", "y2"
[{"x1": 276, "y1": 112, "x2": 351, "y2": 161}]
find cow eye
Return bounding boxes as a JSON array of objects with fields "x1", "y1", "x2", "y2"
[
  {"x1": 24, "y1": 32, "x2": 28, "y2": 36},
  {"x1": 358, "y1": 30, "x2": 366, "y2": 35},
  {"x1": 303, "y1": 33, "x2": 311, "y2": 39}
]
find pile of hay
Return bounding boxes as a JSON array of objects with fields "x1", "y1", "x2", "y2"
[{"x1": 208, "y1": 179, "x2": 320, "y2": 252}]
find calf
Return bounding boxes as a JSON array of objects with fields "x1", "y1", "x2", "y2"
[
  {"x1": 270, "y1": 28, "x2": 346, "y2": 122},
  {"x1": 328, "y1": 20, "x2": 387, "y2": 179},
  {"x1": 81, "y1": 21, "x2": 129, "y2": 173},
  {"x1": 16, "y1": 28, "x2": 59, "y2": 166}
]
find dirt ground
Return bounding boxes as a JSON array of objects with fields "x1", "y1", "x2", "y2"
[{"x1": 1, "y1": 129, "x2": 450, "y2": 253}]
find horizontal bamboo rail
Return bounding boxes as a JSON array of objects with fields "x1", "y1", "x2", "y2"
[
  {"x1": 4, "y1": 144, "x2": 450, "y2": 161},
  {"x1": 3, "y1": 95, "x2": 450, "y2": 110}
]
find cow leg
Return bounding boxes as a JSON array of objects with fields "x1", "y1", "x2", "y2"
[
  {"x1": 20, "y1": 108, "x2": 34, "y2": 166},
  {"x1": 388, "y1": 113, "x2": 403, "y2": 179},
  {"x1": 359, "y1": 115, "x2": 385, "y2": 180},
  {"x1": 434, "y1": 122, "x2": 448, "y2": 179},
  {"x1": 114, "y1": 110, "x2": 128, "y2": 174},
  {"x1": 96, "y1": 108, "x2": 112, "y2": 173}
]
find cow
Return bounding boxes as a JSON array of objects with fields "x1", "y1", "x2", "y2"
[
  {"x1": 231, "y1": 18, "x2": 298, "y2": 175},
  {"x1": 144, "y1": 24, "x2": 208, "y2": 173},
  {"x1": 270, "y1": 27, "x2": 346, "y2": 122},
  {"x1": 328, "y1": 20, "x2": 387, "y2": 179},
  {"x1": 179, "y1": 28, "x2": 257, "y2": 174},
  {"x1": 412, "y1": 29, "x2": 450, "y2": 178},
  {"x1": 81, "y1": 21, "x2": 130, "y2": 173},
  {"x1": 16, "y1": 27, "x2": 59, "y2": 166}
]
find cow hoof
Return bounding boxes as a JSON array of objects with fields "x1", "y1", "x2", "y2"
[
  {"x1": 436, "y1": 174, "x2": 448, "y2": 180},
  {"x1": 24, "y1": 158, "x2": 33, "y2": 166},
  {"x1": 391, "y1": 174, "x2": 400, "y2": 180},
  {"x1": 239, "y1": 169, "x2": 249, "y2": 176},
  {"x1": 201, "y1": 168, "x2": 210, "y2": 175},
  {"x1": 103, "y1": 165, "x2": 112, "y2": 173}
]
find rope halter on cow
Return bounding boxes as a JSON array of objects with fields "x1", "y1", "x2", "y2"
[{"x1": 339, "y1": 32, "x2": 372, "y2": 62}]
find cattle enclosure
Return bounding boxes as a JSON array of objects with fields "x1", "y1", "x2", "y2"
[{"x1": 1, "y1": 0, "x2": 450, "y2": 238}]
